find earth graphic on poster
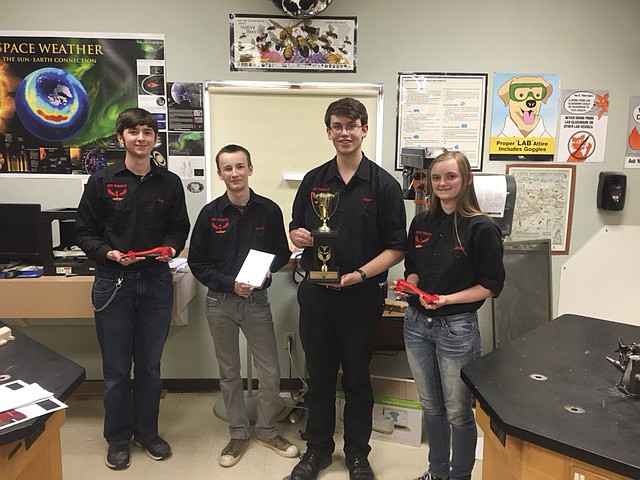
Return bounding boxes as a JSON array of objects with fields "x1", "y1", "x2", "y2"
[
  {"x1": 272, "y1": 0, "x2": 332, "y2": 17},
  {"x1": 15, "y1": 67, "x2": 90, "y2": 142}
]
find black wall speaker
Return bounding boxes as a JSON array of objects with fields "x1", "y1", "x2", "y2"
[{"x1": 597, "y1": 171, "x2": 626, "y2": 211}]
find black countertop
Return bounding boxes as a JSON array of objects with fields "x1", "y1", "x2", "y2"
[
  {"x1": 462, "y1": 314, "x2": 640, "y2": 479},
  {"x1": 0, "y1": 322, "x2": 86, "y2": 446}
]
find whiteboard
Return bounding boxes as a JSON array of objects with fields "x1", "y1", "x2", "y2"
[
  {"x1": 559, "y1": 225, "x2": 640, "y2": 326},
  {"x1": 205, "y1": 81, "x2": 383, "y2": 221}
]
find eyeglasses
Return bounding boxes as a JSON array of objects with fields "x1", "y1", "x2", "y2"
[
  {"x1": 329, "y1": 123, "x2": 363, "y2": 134},
  {"x1": 508, "y1": 82, "x2": 548, "y2": 102}
]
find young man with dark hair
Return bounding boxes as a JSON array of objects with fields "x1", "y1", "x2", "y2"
[
  {"x1": 288, "y1": 98, "x2": 407, "y2": 480},
  {"x1": 188, "y1": 144, "x2": 299, "y2": 467},
  {"x1": 76, "y1": 107, "x2": 190, "y2": 470}
]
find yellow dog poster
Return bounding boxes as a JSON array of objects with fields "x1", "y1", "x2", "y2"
[{"x1": 489, "y1": 73, "x2": 560, "y2": 161}]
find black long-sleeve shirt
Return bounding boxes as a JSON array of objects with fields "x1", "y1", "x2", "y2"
[
  {"x1": 405, "y1": 205, "x2": 505, "y2": 316},
  {"x1": 290, "y1": 154, "x2": 407, "y2": 285},
  {"x1": 76, "y1": 162, "x2": 190, "y2": 271},
  {"x1": 188, "y1": 189, "x2": 291, "y2": 293}
]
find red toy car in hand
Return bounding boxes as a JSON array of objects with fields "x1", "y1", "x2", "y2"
[
  {"x1": 126, "y1": 246, "x2": 173, "y2": 260},
  {"x1": 394, "y1": 279, "x2": 439, "y2": 304}
]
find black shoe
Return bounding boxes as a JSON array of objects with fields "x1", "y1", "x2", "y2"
[
  {"x1": 346, "y1": 455, "x2": 374, "y2": 480},
  {"x1": 290, "y1": 452, "x2": 332, "y2": 480},
  {"x1": 105, "y1": 444, "x2": 131, "y2": 470},
  {"x1": 134, "y1": 435, "x2": 172, "y2": 460},
  {"x1": 415, "y1": 473, "x2": 449, "y2": 480}
]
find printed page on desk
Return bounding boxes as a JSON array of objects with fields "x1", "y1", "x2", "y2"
[
  {"x1": 235, "y1": 249, "x2": 275, "y2": 288},
  {"x1": 0, "y1": 380, "x2": 67, "y2": 432}
]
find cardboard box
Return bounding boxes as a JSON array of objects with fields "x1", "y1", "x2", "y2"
[
  {"x1": 335, "y1": 375, "x2": 423, "y2": 447},
  {"x1": 369, "y1": 375, "x2": 420, "y2": 401}
]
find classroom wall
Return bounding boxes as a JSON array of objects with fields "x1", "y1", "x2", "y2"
[{"x1": 1, "y1": 0, "x2": 638, "y2": 381}]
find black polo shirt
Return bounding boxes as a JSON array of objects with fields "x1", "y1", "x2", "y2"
[
  {"x1": 188, "y1": 189, "x2": 291, "y2": 293},
  {"x1": 290, "y1": 154, "x2": 407, "y2": 285},
  {"x1": 76, "y1": 161, "x2": 190, "y2": 271},
  {"x1": 405, "y1": 205, "x2": 505, "y2": 316}
]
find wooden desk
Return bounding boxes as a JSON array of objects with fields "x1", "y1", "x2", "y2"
[
  {"x1": 462, "y1": 314, "x2": 640, "y2": 480},
  {"x1": 0, "y1": 323, "x2": 85, "y2": 480},
  {"x1": 0, "y1": 268, "x2": 196, "y2": 326},
  {"x1": 374, "y1": 299, "x2": 407, "y2": 351}
]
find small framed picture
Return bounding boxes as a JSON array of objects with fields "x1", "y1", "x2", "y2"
[{"x1": 506, "y1": 163, "x2": 576, "y2": 254}]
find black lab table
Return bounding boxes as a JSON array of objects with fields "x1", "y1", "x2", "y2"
[
  {"x1": 0, "y1": 322, "x2": 85, "y2": 480},
  {"x1": 462, "y1": 314, "x2": 640, "y2": 480}
]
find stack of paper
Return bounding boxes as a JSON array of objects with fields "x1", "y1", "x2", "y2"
[
  {"x1": 169, "y1": 257, "x2": 189, "y2": 271},
  {"x1": 0, "y1": 380, "x2": 67, "y2": 432},
  {"x1": 235, "y1": 249, "x2": 275, "y2": 288}
]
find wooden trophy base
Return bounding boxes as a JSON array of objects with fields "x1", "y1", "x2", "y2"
[{"x1": 308, "y1": 270, "x2": 340, "y2": 282}]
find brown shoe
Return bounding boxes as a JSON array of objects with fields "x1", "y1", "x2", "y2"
[
  {"x1": 256, "y1": 434, "x2": 300, "y2": 458},
  {"x1": 219, "y1": 438, "x2": 250, "y2": 467}
]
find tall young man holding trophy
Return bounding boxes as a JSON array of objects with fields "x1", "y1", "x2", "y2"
[{"x1": 289, "y1": 98, "x2": 407, "y2": 480}]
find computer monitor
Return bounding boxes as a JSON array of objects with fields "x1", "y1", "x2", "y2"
[{"x1": 0, "y1": 203, "x2": 44, "y2": 265}]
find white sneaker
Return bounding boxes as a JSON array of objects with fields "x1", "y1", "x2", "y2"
[{"x1": 256, "y1": 434, "x2": 300, "y2": 458}]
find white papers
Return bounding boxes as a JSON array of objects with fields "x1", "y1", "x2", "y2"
[
  {"x1": 474, "y1": 175, "x2": 508, "y2": 218},
  {"x1": 169, "y1": 257, "x2": 189, "y2": 271},
  {"x1": 0, "y1": 380, "x2": 68, "y2": 432},
  {"x1": 235, "y1": 249, "x2": 275, "y2": 288},
  {"x1": 0, "y1": 381, "x2": 53, "y2": 412}
]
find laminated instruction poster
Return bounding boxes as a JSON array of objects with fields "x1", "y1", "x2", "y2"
[
  {"x1": 556, "y1": 90, "x2": 609, "y2": 163},
  {"x1": 625, "y1": 96, "x2": 640, "y2": 169}
]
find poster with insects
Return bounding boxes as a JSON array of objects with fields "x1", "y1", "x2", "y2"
[{"x1": 229, "y1": 14, "x2": 356, "y2": 72}]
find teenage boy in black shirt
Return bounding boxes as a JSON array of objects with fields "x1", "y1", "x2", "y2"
[
  {"x1": 188, "y1": 144, "x2": 299, "y2": 467},
  {"x1": 288, "y1": 98, "x2": 407, "y2": 480},
  {"x1": 76, "y1": 108, "x2": 190, "y2": 470}
]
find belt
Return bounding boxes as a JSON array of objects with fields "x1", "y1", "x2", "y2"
[
  {"x1": 314, "y1": 283, "x2": 355, "y2": 291},
  {"x1": 311, "y1": 281, "x2": 380, "y2": 291}
]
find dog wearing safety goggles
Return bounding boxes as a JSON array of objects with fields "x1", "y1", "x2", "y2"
[{"x1": 497, "y1": 76, "x2": 553, "y2": 137}]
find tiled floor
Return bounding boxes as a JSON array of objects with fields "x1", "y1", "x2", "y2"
[{"x1": 60, "y1": 393, "x2": 482, "y2": 479}]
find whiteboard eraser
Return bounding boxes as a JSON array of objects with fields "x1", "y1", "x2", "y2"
[{"x1": 283, "y1": 171, "x2": 305, "y2": 181}]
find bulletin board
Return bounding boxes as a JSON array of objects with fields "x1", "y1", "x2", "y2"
[{"x1": 205, "y1": 81, "x2": 383, "y2": 218}]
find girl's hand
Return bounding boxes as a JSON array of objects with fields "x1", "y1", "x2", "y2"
[{"x1": 420, "y1": 294, "x2": 448, "y2": 310}]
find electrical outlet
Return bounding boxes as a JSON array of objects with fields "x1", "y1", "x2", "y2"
[{"x1": 284, "y1": 332, "x2": 296, "y2": 351}]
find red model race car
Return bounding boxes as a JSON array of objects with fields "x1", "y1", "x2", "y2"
[
  {"x1": 394, "y1": 279, "x2": 439, "y2": 304},
  {"x1": 126, "y1": 246, "x2": 173, "y2": 260}
]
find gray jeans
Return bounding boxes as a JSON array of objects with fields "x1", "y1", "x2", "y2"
[{"x1": 205, "y1": 289, "x2": 281, "y2": 440}]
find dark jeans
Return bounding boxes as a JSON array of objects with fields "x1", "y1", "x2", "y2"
[
  {"x1": 92, "y1": 265, "x2": 173, "y2": 446},
  {"x1": 297, "y1": 281, "x2": 385, "y2": 459}
]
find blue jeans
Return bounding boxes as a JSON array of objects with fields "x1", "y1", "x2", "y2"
[
  {"x1": 92, "y1": 265, "x2": 173, "y2": 446},
  {"x1": 404, "y1": 306, "x2": 481, "y2": 480}
]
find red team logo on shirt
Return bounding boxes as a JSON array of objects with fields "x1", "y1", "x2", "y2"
[
  {"x1": 211, "y1": 217, "x2": 229, "y2": 234},
  {"x1": 414, "y1": 230, "x2": 431, "y2": 248},
  {"x1": 106, "y1": 183, "x2": 127, "y2": 201}
]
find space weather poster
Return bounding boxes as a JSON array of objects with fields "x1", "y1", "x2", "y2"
[{"x1": 0, "y1": 31, "x2": 167, "y2": 175}]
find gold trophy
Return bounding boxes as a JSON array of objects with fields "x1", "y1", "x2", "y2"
[{"x1": 309, "y1": 192, "x2": 340, "y2": 283}]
